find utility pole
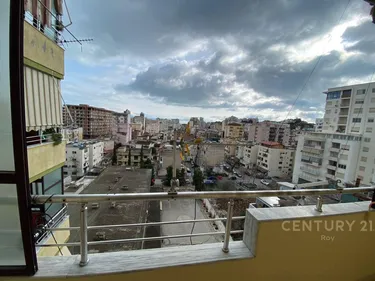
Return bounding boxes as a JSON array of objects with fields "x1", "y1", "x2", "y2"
[{"x1": 170, "y1": 129, "x2": 178, "y2": 192}]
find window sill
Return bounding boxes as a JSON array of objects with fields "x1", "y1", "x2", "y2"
[{"x1": 35, "y1": 241, "x2": 252, "y2": 277}]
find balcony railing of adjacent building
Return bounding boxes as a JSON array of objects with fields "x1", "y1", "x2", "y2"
[
  {"x1": 300, "y1": 165, "x2": 320, "y2": 176},
  {"x1": 32, "y1": 186, "x2": 375, "y2": 268}
]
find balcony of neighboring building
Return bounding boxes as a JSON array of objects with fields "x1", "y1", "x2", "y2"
[
  {"x1": 339, "y1": 108, "x2": 349, "y2": 116},
  {"x1": 24, "y1": 12, "x2": 64, "y2": 79},
  {"x1": 26, "y1": 189, "x2": 375, "y2": 281},
  {"x1": 300, "y1": 165, "x2": 320, "y2": 176},
  {"x1": 26, "y1": 131, "x2": 66, "y2": 182},
  {"x1": 338, "y1": 117, "x2": 348, "y2": 125},
  {"x1": 340, "y1": 99, "x2": 351, "y2": 107}
]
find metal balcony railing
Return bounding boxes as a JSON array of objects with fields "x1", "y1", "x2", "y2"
[
  {"x1": 32, "y1": 187, "x2": 375, "y2": 267},
  {"x1": 26, "y1": 134, "x2": 55, "y2": 145}
]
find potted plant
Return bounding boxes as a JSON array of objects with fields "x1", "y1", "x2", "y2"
[{"x1": 51, "y1": 133, "x2": 63, "y2": 146}]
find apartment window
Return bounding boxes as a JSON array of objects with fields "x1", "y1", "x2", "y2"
[
  {"x1": 338, "y1": 164, "x2": 346, "y2": 169},
  {"x1": 330, "y1": 151, "x2": 339, "y2": 157},
  {"x1": 363, "y1": 147, "x2": 369, "y2": 152},
  {"x1": 361, "y1": 156, "x2": 367, "y2": 162},
  {"x1": 357, "y1": 89, "x2": 366, "y2": 95},
  {"x1": 372, "y1": 88, "x2": 375, "y2": 93},
  {"x1": 72, "y1": 151, "x2": 77, "y2": 154},
  {"x1": 369, "y1": 108, "x2": 375, "y2": 113},
  {"x1": 341, "y1": 145, "x2": 350, "y2": 150},
  {"x1": 364, "y1": 138, "x2": 371, "y2": 142},
  {"x1": 371, "y1": 97, "x2": 375, "y2": 103},
  {"x1": 368, "y1": 118, "x2": 374, "y2": 123},
  {"x1": 366, "y1": 127, "x2": 373, "y2": 133},
  {"x1": 359, "y1": 166, "x2": 366, "y2": 172},
  {"x1": 355, "y1": 100, "x2": 364, "y2": 104},
  {"x1": 351, "y1": 127, "x2": 360, "y2": 132},
  {"x1": 353, "y1": 108, "x2": 363, "y2": 114},
  {"x1": 325, "y1": 109, "x2": 331, "y2": 114}
]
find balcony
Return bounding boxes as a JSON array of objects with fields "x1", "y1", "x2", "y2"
[
  {"x1": 330, "y1": 147, "x2": 340, "y2": 153},
  {"x1": 327, "y1": 165, "x2": 337, "y2": 170},
  {"x1": 300, "y1": 165, "x2": 320, "y2": 176},
  {"x1": 23, "y1": 22, "x2": 64, "y2": 78},
  {"x1": 326, "y1": 174, "x2": 335, "y2": 179},
  {"x1": 29, "y1": 188, "x2": 375, "y2": 280},
  {"x1": 340, "y1": 101, "x2": 350, "y2": 108},
  {"x1": 27, "y1": 140, "x2": 66, "y2": 182}
]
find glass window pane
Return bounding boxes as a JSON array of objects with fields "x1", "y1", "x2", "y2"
[
  {"x1": 43, "y1": 168, "x2": 61, "y2": 188},
  {"x1": 0, "y1": 184, "x2": 26, "y2": 265},
  {"x1": 44, "y1": 181, "x2": 63, "y2": 218},
  {"x1": 0, "y1": 0, "x2": 15, "y2": 171}
]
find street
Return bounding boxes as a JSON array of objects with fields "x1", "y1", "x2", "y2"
[{"x1": 160, "y1": 199, "x2": 223, "y2": 247}]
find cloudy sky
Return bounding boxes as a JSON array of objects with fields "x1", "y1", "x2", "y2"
[{"x1": 62, "y1": 0, "x2": 374, "y2": 123}]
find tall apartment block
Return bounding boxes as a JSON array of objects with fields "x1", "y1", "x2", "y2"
[
  {"x1": 63, "y1": 104, "x2": 113, "y2": 138},
  {"x1": 247, "y1": 121, "x2": 291, "y2": 146},
  {"x1": 293, "y1": 82, "x2": 375, "y2": 188}
]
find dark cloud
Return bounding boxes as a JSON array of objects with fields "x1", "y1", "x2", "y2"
[{"x1": 65, "y1": 0, "x2": 374, "y2": 120}]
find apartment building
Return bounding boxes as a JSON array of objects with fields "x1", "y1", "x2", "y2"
[
  {"x1": 112, "y1": 110, "x2": 132, "y2": 145},
  {"x1": 224, "y1": 123, "x2": 244, "y2": 139},
  {"x1": 158, "y1": 118, "x2": 180, "y2": 132},
  {"x1": 61, "y1": 127, "x2": 83, "y2": 142},
  {"x1": 247, "y1": 121, "x2": 290, "y2": 146},
  {"x1": 87, "y1": 141, "x2": 104, "y2": 168},
  {"x1": 133, "y1": 112, "x2": 145, "y2": 133},
  {"x1": 116, "y1": 146, "x2": 152, "y2": 166},
  {"x1": 256, "y1": 142, "x2": 295, "y2": 177},
  {"x1": 293, "y1": 82, "x2": 375, "y2": 187},
  {"x1": 64, "y1": 143, "x2": 89, "y2": 178},
  {"x1": 315, "y1": 118, "x2": 323, "y2": 132},
  {"x1": 145, "y1": 119, "x2": 161, "y2": 135},
  {"x1": 63, "y1": 104, "x2": 113, "y2": 138},
  {"x1": 19, "y1": 1, "x2": 70, "y2": 258},
  {"x1": 236, "y1": 144, "x2": 258, "y2": 168}
]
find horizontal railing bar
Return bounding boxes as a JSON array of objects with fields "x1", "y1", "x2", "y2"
[
  {"x1": 44, "y1": 216, "x2": 246, "y2": 231},
  {"x1": 32, "y1": 187, "x2": 374, "y2": 204},
  {"x1": 37, "y1": 230, "x2": 244, "y2": 247}
]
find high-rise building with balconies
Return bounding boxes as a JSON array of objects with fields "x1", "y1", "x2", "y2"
[{"x1": 294, "y1": 82, "x2": 375, "y2": 187}]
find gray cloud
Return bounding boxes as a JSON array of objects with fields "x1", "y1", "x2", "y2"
[{"x1": 65, "y1": 0, "x2": 374, "y2": 121}]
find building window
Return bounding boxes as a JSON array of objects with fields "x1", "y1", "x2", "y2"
[
  {"x1": 357, "y1": 89, "x2": 366, "y2": 95},
  {"x1": 330, "y1": 151, "x2": 339, "y2": 157},
  {"x1": 361, "y1": 156, "x2": 367, "y2": 162},
  {"x1": 372, "y1": 88, "x2": 375, "y2": 93},
  {"x1": 338, "y1": 164, "x2": 346, "y2": 169},
  {"x1": 363, "y1": 147, "x2": 369, "y2": 152},
  {"x1": 326, "y1": 101, "x2": 333, "y2": 106},
  {"x1": 369, "y1": 108, "x2": 375, "y2": 113},
  {"x1": 353, "y1": 108, "x2": 363, "y2": 114},
  {"x1": 366, "y1": 127, "x2": 373, "y2": 133},
  {"x1": 364, "y1": 138, "x2": 371, "y2": 142},
  {"x1": 355, "y1": 100, "x2": 365, "y2": 104},
  {"x1": 72, "y1": 151, "x2": 77, "y2": 154},
  {"x1": 371, "y1": 97, "x2": 375, "y2": 103},
  {"x1": 325, "y1": 109, "x2": 331, "y2": 114},
  {"x1": 359, "y1": 166, "x2": 366, "y2": 172},
  {"x1": 368, "y1": 118, "x2": 374, "y2": 123},
  {"x1": 351, "y1": 127, "x2": 360, "y2": 132}
]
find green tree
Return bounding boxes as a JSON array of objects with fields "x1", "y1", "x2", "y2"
[
  {"x1": 193, "y1": 168, "x2": 204, "y2": 191},
  {"x1": 178, "y1": 168, "x2": 186, "y2": 186},
  {"x1": 127, "y1": 148, "x2": 131, "y2": 166},
  {"x1": 165, "y1": 165, "x2": 173, "y2": 186}
]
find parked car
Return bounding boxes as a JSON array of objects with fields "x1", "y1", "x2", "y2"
[
  {"x1": 260, "y1": 179, "x2": 270, "y2": 186},
  {"x1": 204, "y1": 179, "x2": 215, "y2": 184},
  {"x1": 230, "y1": 176, "x2": 238, "y2": 180}
]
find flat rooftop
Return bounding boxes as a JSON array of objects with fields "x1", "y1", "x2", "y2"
[{"x1": 68, "y1": 166, "x2": 151, "y2": 254}]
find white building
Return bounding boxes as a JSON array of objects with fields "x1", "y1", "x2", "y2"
[
  {"x1": 113, "y1": 110, "x2": 132, "y2": 145},
  {"x1": 87, "y1": 141, "x2": 104, "y2": 169},
  {"x1": 293, "y1": 82, "x2": 375, "y2": 187},
  {"x1": 64, "y1": 143, "x2": 89, "y2": 178},
  {"x1": 247, "y1": 121, "x2": 290, "y2": 146},
  {"x1": 315, "y1": 118, "x2": 323, "y2": 132},
  {"x1": 236, "y1": 144, "x2": 258, "y2": 168},
  {"x1": 256, "y1": 142, "x2": 295, "y2": 178},
  {"x1": 145, "y1": 119, "x2": 160, "y2": 135},
  {"x1": 62, "y1": 127, "x2": 83, "y2": 142},
  {"x1": 158, "y1": 118, "x2": 180, "y2": 132}
]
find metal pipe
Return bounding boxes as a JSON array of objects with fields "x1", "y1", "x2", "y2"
[
  {"x1": 32, "y1": 186, "x2": 375, "y2": 204},
  {"x1": 172, "y1": 129, "x2": 177, "y2": 179},
  {"x1": 79, "y1": 204, "x2": 89, "y2": 266},
  {"x1": 222, "y1": 200, "x2": 234, "y2": 253},
  {"x1": 44, "y1": 216, "x2": 246, "y2": 232},
  {"x1": 315, "y1": 196, "x2": 323, "y2": 212}
]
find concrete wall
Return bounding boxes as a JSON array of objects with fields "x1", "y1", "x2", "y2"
[
  {"x1": 89, "y1": 142, "x2": 104, "y2": 168},
  {"x1": 28, "y1": 141, "x2": 66, "y2": 182},
  {"x1": 24, "y1": 22, "x2": 64, "y2": 77}
]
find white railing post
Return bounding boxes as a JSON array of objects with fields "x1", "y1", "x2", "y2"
[
  {"x1": 222, "y1": 199, "x2": 234, "y2": 253},
  {"x1": 79, "y1": 204, "x2": 89, "y2": 266}
]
